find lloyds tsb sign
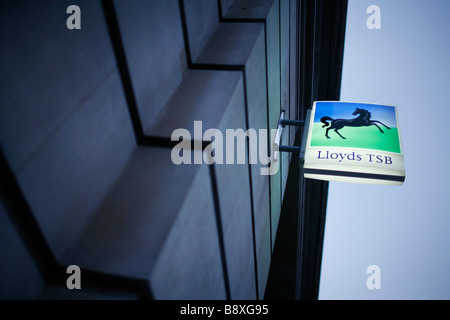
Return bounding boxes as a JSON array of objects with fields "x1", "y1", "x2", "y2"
[{"x1": 303, "y1": 101, "x2": 406, "y2": 185}]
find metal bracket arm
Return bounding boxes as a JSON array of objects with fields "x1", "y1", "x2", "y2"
[{"x1": 273, "y1": 109, "x2": 311, "y2": 167}]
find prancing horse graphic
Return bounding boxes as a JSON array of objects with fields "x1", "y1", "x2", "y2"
[{"x1": 320, "y1": 108, "x2": 391, "y2": 139}]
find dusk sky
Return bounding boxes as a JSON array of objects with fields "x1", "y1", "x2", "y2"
[{"x1": 319, "y1": 0, "x2": 450, "y2": 299}]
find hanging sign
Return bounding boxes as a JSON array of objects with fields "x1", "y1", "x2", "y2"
[{"x1": 303, "y1": 101, "x2": 406, "y2": 185}]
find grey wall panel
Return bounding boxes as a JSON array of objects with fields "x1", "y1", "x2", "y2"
[
  {"x1": 253, "y1": 187, "x2": 271, "y2": 299},
  {"x1": 0, "y1": 1, "x2": 135, "y2": 261},
  {"x1": 0, "y1": 0, "x2": 301, "y2": 299},
  {"x1": 0, "y1": 0, "x2": 116, "y2": 173},
  {"x1": 151, "y1": 164, "x2": 226, "y2": 300},
  {"x1": 182, "y1": 0, "x2": 219, "y2": 61},
  {"x1": 223, "y1": 0, "x2": 273, "y2": 19},
  {"x1": 114, "y1": 0, "x2": 188, "y2": 132},
  {"x1": 0, "y1": 199, "x2": 44, "y2": 299},
  {"x1": 191, "y1": 21, "x2": 271, "y2": 298},
  {"x1": 63, "y1": 147, "x2": 225, "y2": 299},
  {"x1": 266, "y1": 0, "x2": 282, "y2": 251},
  {"x1": 194, "y1": 23, "x2": 264, "y2": 66},
  {"x1": 65, "y1": 69, "x2": 249, "y2": 299},
  {"x1": 158, "y1": 19, "x2": 269, "y2": 298},
  {"x1": 214, "y1": 77, "x2": 256, "y2": 299},
  {"x1": 243, "y1": 30, "x2": 272, "y2": 299},
  {"x1": 219, "y1": 0, "x2": 235, "y2": 15},
  {"x1": 289, "y1": 0, "x2": 298, "y2": 154},
  {"x1": 280, "y1": 0, "x2": 290, "y2": 199},
  {"x1": 64, "y1": 148, "x2": 202, "y2": 279},
  {"x1": 17, "y1": 71, "x2": 135, "y2": 260},
  {"x1": 222, "y1": 0, "x2": 283, "y2": 254},
  {"x1": 220, "y1": 0, "x2": 288, "y2": 296},
  {"x1": 147, "y1": 69, "x2": 256, "y2": 299},
  {"x1": 146, "y1": 70, "x2": 242, "y2": 139}
]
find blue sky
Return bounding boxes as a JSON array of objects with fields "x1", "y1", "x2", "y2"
[{"x1": 318, "y1": 0, "x2": 450, "y2": 300}]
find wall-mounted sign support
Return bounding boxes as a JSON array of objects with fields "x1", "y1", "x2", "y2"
[{"x1": 273, "y1": 109, "x2": 311, "y2": 165}]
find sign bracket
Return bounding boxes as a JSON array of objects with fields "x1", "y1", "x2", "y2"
[{"x1": 274, "y1": 109, "x2": 311, "y2": 168}]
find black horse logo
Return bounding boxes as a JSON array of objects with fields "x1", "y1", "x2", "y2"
[{"x1": 320, "y1": 108, "x2": 391, "y2": 139}]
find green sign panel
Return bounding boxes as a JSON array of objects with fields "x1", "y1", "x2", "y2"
[{"x1": 304, "y1": 101, "x2": 406, "y2": 185}]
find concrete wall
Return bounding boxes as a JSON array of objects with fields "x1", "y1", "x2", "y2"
[{"x1": 0, "y1": 0, "x2": 299, "y2": 299}]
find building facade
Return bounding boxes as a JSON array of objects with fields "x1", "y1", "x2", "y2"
[{"x1": 0, "y1": 0, "x2": 347, "y2": 299}]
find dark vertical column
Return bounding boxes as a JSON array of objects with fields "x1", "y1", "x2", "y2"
[
  {"x1": 298, "y1": 0, "x2": 348, "y2": 300},
  {"x1": 265, "y1": 0, "x2": 348, "y2": 300}
]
